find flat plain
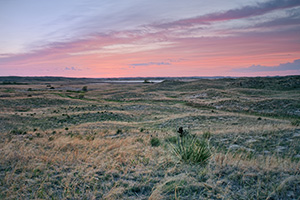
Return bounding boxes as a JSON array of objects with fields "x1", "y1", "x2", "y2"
[{"x1": 0, "y1": 76, "x2": 299, "y2": 199}]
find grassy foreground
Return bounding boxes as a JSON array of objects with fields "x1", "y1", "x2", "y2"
[{"x1": 0, "y1": 76, "x2": 299, "y2": 199}]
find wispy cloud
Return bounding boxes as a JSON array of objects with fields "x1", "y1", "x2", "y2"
[
  {"x1": 156, "y1": 0, "x2": 300, "y2": 28},
  {"x1": 65, "y1": 66, "x2": 81, "y2": 71},
  {"x1": 130, "y1": 62, "x2": 171, "y2": 67},
  {"x1": 233, "y1": 59, "x2": 300, "y2": 73},
  {"x1": 69, "y1": 41, "x2": 175, "y2": 56},
  {"x1": 249, "y1": 7, "x2": 300, "y2": 30}
]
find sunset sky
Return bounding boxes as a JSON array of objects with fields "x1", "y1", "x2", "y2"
[{"x1": 0, "y1": 0, "x2": 300, "y2": 77}]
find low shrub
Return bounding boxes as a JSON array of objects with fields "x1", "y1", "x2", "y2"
[
  {"x1": 150, "y1": 137, "x2": 160, "y2": 147},
  {"x1": 82, "y1": 86, "x2": 88, "y2": 92},
  {"x1": 169, "y1": 135, "x2": 211, "y2": 165},
  {"x1": 10, "y1": 129, "x2": 27, "y2": 135}
]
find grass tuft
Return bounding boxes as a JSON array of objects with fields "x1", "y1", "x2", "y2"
[
  {"x1": 202, "y1": 131, "x2": 211, "y2": 139},
  {"x1": 169, "y1": 135, "x2": 211, "y2": 165},
  {"x1": 150, "y1": 137, "x2": 160, "y2": 147}
]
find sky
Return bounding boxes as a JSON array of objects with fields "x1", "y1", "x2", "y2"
[{"x1": 0, "y1": 0, "x2": 300, "y2": 78}]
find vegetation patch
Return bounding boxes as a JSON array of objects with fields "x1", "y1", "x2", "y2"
[
  {"x1": 150, "y1": 137, "x2": 160, "y2": 147},
  {"x1": 0, "y1": 76, "x2": 299, "y2": 199},
  {"x1": 168, "y1": 134, "x2": 211, "y2": 165}
]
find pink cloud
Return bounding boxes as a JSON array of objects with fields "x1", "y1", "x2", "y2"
[{"x1": 1, "y1": 28, "x2": 299, "y2": 77}]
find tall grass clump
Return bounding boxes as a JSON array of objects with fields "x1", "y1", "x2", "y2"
[
  {"x1": 150, "y1": 137, "x2": 160, "y2": 147},
  {"x1": 169, "y1": 128, "x2": 211, "y2": 165}
]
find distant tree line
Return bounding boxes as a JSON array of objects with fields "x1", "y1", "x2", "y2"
[{"x1": 1, "y1": 81, "x2": 28, "y2": 85}]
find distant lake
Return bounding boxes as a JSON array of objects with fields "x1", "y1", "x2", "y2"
[{"x1": 102, "y1": 80, "x2": 164, "y2": 83}]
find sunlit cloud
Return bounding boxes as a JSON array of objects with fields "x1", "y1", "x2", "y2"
[{"x1": 69, "y1": 41, "x2": 175, "y2": 56}]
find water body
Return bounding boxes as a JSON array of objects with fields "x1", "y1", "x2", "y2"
[{"x1": 102, "y1": 80, "x2": 164, "y2": 83}]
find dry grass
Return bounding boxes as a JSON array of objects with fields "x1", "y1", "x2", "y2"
[{"x1": 0, "y1": 76, "x2": 300, "y2": 199}]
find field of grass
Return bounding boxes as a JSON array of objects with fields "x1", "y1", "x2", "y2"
[{"x1": 0, "y1": 76, "x2": 299, "y2": 199}]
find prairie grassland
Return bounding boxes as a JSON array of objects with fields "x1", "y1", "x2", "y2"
[{"x1": 0, "y1": 76, "x2": 299, "y2": 199}]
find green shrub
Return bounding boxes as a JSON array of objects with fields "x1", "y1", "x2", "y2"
[
  {"x1": 10, "y1": 129, "x2": 26, "y2": 135},
  {"x1": 82, "y1": 86, "x2": 88, "y2": 92},
  {"x1": 168, "y1": 135, "x2": 211, "y2": 165},
  {"x1": 150, "y1": 137, "x2": 160, "y2": 147}
]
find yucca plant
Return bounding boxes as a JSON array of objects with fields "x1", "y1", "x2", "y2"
[{"x1": 169, "y1": 134, "x2": 211, "y2": 164}]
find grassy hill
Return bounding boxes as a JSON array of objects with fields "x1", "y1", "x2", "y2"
[{"x1": 0, "y1": 76, "x2": 299, "y2": 199}]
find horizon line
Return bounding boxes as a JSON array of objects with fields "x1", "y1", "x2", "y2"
[{"x1": 0, "y1": 74, "x2": 299, "y2": 80}]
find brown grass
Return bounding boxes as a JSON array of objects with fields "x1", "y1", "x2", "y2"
[{"x1": 1, "y1": 76, "x2": 299, "y2": 199}]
